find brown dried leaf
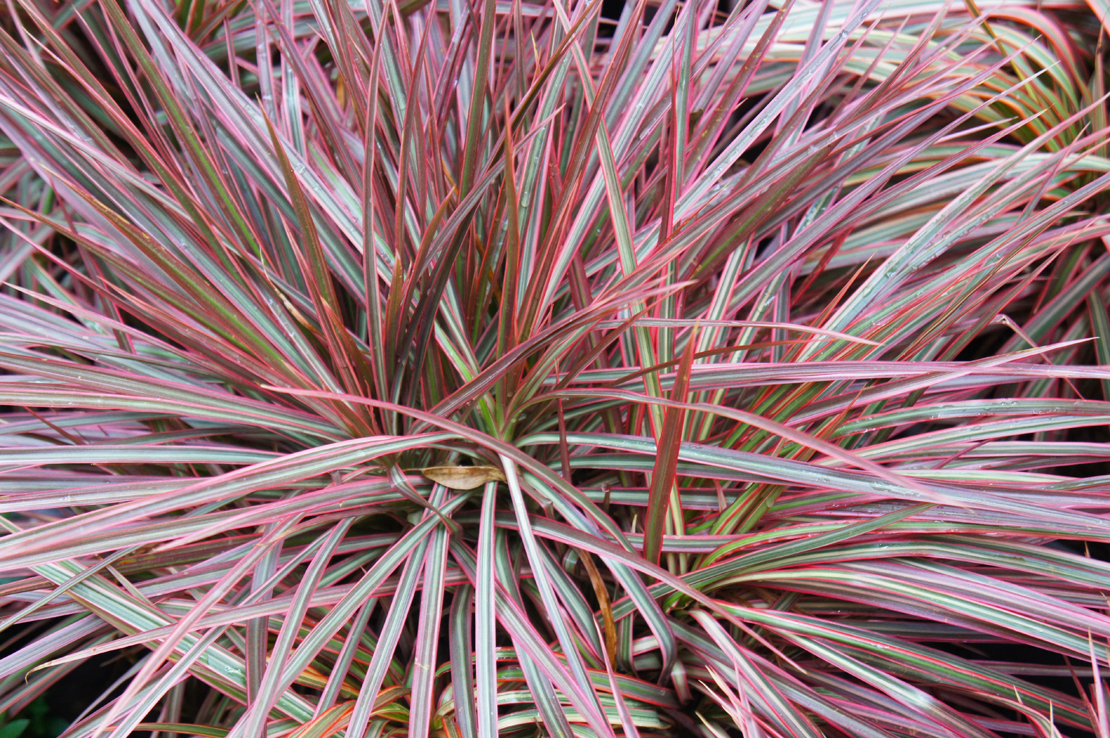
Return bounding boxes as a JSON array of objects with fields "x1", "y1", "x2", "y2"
[{"x1": 419, "y1": 466, "x2": 506, "y2": 490}]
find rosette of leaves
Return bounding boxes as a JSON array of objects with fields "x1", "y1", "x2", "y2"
[{"x1": 2, "y1": 0, "x2": 1110, "y2": 737}]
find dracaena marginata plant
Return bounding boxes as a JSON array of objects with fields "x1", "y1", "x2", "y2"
[{"x1": 1, "y1": 0, "x2": 1110, "y2": 736}]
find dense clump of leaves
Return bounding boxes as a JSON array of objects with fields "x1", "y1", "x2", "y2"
[{"x1": 3, "y1": 0, "x2": 1110, "y2": 736}]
